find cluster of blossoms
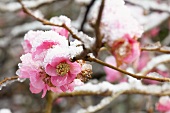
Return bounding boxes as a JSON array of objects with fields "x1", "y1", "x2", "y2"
[
  {"x1": 89, "y1": 0, "x2": 143, "y2": 82},
  {"x1": 90, "y1": 0, "x2": 143, "y2": 65},
  {"x1": 16, "y1": 16, "x2": 92, "y2": 97},
  {"x1": 156, "y1": 96, "x2": 170, "y2": 113}
]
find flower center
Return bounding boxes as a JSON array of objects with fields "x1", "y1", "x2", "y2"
[
  {"x1": 117, "y1": 41, "x2": 130, "y2": 57},
  {"x1": 56, "y1": 62, "x2": 70, "y2": 76}
]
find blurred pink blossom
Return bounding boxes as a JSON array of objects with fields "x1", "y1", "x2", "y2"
[
  {"x1": 156, "y1": 96, "x2": 170, "y2": 113},
  {"x1": 150, "y1": 27, "x2": 160, "y2": 37},
  {"x1": 103, "y1": 56, "x2": 122, "y2": 82},
  {"x1": 137, "y1": 51, "x2": 150, "y2": 71},
  {"x1": 17, "y1": 10, "x2": 27, "y2": 18}
]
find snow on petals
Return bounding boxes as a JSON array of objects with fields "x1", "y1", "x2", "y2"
[
  {"x1": 90, "y1": 0, "x2": 143, "y2": 45},
  {"x1": 16, "y1": 53, "x2": 58, "y2": 98},
  {"x1": 50, "y1": 15, "x2": 71, "y2": 38},
  {"x1": 22, "y1": 30, "x2": 68, "y2": 61},
  {"x1": 156, "y1": 96, "x2": 170, "y2": 113},
  {"x1": 17, "y1": 22, "x2": 91, "y2": 97},
  {"x1": 44, "y1": 46, "x2": 81, "y2": 87}
]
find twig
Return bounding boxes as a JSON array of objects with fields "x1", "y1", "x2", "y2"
[
  {"x1": 125, "y1": 0, "x2": 170, "y2": 14},
  {"x1": 141, "y1": 42, "x2": 170, "y2": 54},
  {"x1": 0, "y1": 76, "x2": 19, "y2": 85},
  {"x1": 87, "y1": 57, "x2": 170, "y2": 82},
  {"x1": 93, "y1": 0, "x2": 105, "y2": 56},
  {"x1": 141, "y1": 54, "x2": 170, "y2": 75},
  {"x1": 54, "y1": 81, "x2": 170, "y2": 99},
  {"x1": 18, "y1": 0, "x2": 82, "y2": 42},
  {"x1": 80, "y1": 0, "x2": 95, "y2": 31},
  {"x1": 141, "y1": 47, "x2": 170, "y2": 54},
  {"x1": 77, "y1": 91, "x2": 125, "y2": 113},
  {"x1": 0, "y1": 0, "x2": 56, "y2": 12},
  {"x1": 18, "y1": 0, "x2": 96, "y2": 61}
]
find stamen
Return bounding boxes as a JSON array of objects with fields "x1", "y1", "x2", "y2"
[{"x1": 56, "y1": 62, "x2": 70, "y2": 76}]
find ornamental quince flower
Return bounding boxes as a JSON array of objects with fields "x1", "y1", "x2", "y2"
[
  {"x1": 17, "y1": 28, "x2": 89, "y2": 97},
  {"x1": 44, "y1": 46, "x2": 81, "y2": 87},
  {"x1": 111, "y1": 34, "x2": 140, "y2": 66},
  {"x1": 156, "y1": 96, "x2": 170, "y2": 113},
  {"x1": 16, "y1": 53, "x2": 61, "y2": 98}
]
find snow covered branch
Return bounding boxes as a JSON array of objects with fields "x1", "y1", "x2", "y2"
[
  {"x1": 88, "y1": 56, "x2": 170, "y2": 82},
  {"x1": 0, "y1": 0, "x2": 61, "y2": 12},
  {"x1": 54, "y1": 81, "x2": 170, "y2": 103},
  {"x1": 0, "y1": 76, "x2": 22, "y2": 90},
  {"x1": 141, "y1": 54, "x2": 170, "y2": 75},
  {"x1": 43, "y1": 79, "x2": 170, "y2": 112},
  {"x1": 125, "y1": 0, "x2": 170, "y2": 14}
]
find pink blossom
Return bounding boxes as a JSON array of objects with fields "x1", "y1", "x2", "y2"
[
  {"x1": 22, "y1": 30, "x2": 43, "y2": 53},
  {"x1": 16, "y1": 53, "x2": 60, "y2": 98},
  {"x1": 50, "y1": 16, "x2": 71, "y2": 38},
  {"x1": 16, "y1": 53, "x2": 65, "y2": 98},
  {"x1": 111, "y1": 35, "x2": 140, "y2": 66},
  {"x1": 156, "y1": 96, "x2": 170, "y2": 113},
  {"x1": 137, "y1": 52, "x2": 150, "y2": 71},
  {"x1": 51, "y1": 27, "x2": 69, "y2": 38},
  {"x1": 17, "y1": 10, "x2": 27, "y2": 18},
  {"x1": 103, "y1": 56, "x2": 122, "y2": 82},
  {"x1": 22, "y1": 30, "x2": 68, "y2": 61},
  {"x1": 90, "y1": 0, "x2": 143, "y2": 45},
  {"x1": 60, "y1": 79, "x2": 84, "y2": 92},
  {"x1": 44, "y1": 46, "x2": 81, "y2": 87}
]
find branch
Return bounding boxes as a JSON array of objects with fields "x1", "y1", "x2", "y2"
[
  {"x1": 141, "y1": 42, "x2": 170, "y2": 54},
  {"x1": 0, "y1": 0, "x2": 57, "y2": 12},
  {"x1": 18, "y1": 0, "x2": 81, "y2": 42},
  {"x1": 0, "y1": 76, "x2": 19, "y2": 85},
  {"x1": 93, "y1": 0, "x2": 105, "y2": 56},
  {"x1": 125, "y1": 0, "x2": 170, "y2": 32},
  {"x1": 141, "y1": 47, "x2": 170, "y2": 54},
  {"x1": 52, "y1": 81, "x2": 170, "y2": 112},
  {"x1": 44, "y1": 91, "x2": 54, "y2": 113},
  {"x1": 54, "y1": 81, "x2": 170, "y2": 98},
  {"x1": 80, "y1": 0, "x2": 96, "y2": 31},
  {"x1": 125, "y1": 0, "x2": 170, "y2": 14},
  {"x1": 141, "y1": 54, "x2": 170, "y2": 75},
  {"x1": 0, "y1": 76, "x2": 19, "y2": 90},
  {"x1": 77, "y1": 91, "x2": 124, "y2": 113},
  {"x1": 87, "y1": 57, "x2": 170, "y2": 82},
  {"x1": 18, "y1": 0, "x2": 95, "y2": 54}
]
